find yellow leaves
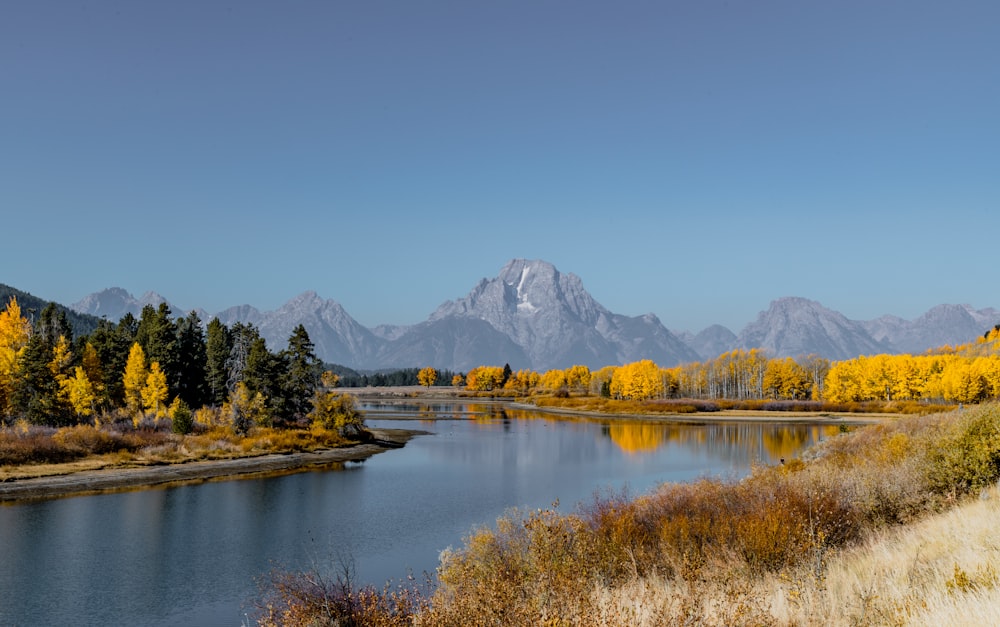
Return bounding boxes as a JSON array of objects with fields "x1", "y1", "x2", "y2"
[
  {"x1": 123, "y1": 342, "x2": 147, "y2": 420},
  {"x1": 142, "y1": 362, "x2": 169, "y2": 419},
  {"x1": 465, "y1": 366, "x2": 505, "y2": 391},
  {"x1": 225, "y1": 381, "x2": 270, "y2": 433},
  {"x1": 0, "y1": 297, "x2": 32, "y2": 413},
  {"x1": 122, "y1": 342, "x2": 169, "y2": 425},
  {"x1": 417, "y1": 366, "x2": 437, "y2": 388},
  {"x1": 320, "y1": 370, "x2": 340, "y2": 388},
  {"x1": 60, "y1": 366, "x2": 97, "y2": 419},
  {"x1": 0, "y1": 297, "x2": 31, "y2": 357},
  {"x1": 823, "y1": 353, "x2": 1000, "y2": 404},
  {"x1": 610, "y1": 360, "x2": 664, "y2": 400}
]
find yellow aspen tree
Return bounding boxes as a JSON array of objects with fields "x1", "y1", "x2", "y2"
[
  {"x1": 589, "y1": 365, "x2": 617, "y2": 396},
  {"x1": 60, "y1": 366, "x2": 97, "y2": 420},
  {"x1": 451, "y1": 374, "x2": 464, "y2": 387},
  {"x1": 142, "y1": 362, "x2": 169, "y2": 419},
  {"x1": 564, "y1": 365, "x2": 591, "y2": 393},
  {"x1": 0, "y1": 297, "x2": 32, "y2": 415},
  {"x1": 81, "y1": 342, "x2": 105, "y2": 398},
  {"x1": 224, "y1": 381, "x2": 269, "y2": 432},
  {"x1": 49, "y1": 335, "x2": 74, "y2": 406},
  {"x1": 540, "y1": 369, "x2": 567, "y2": 391},
  {"x1": 123, "y1": 342, "x2": 148, "y2": 422},
  {"x1": 417, "y1": 366, "x2": 437, "y2": 388},
  {"x1": 320, "y1": 370, "x2": 340, "y2": 389}
]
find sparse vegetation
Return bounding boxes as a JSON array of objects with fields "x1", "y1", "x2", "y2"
[{"x1": 0, "y1": 418, "x2": 357, "y2": 482}]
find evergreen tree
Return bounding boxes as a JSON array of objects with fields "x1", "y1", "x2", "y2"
[
  {"x1": 12, "y1": 334, "x2": 70, "y2": 425},
  {"x1": 281, "y1": 325, "x2": 322, "y2": 422},
  {"x1": 84, "y1": 318, "x2": 131, "y2": 406},
  {"x1": 174, "y1": 311, "x2": 208, "y2": 409},
  {"x1": 244, "y1": 335, "x2": 289, "y2": 422},
  {"x1": 37, "y1": 303, "x2": 72, "y2": 346},
  {"x1": 135, "y1": 304, "x2": 179, "y2": 396},
  {"x1": 205, "y1": 318, "x2": 232, "y2": 406}
]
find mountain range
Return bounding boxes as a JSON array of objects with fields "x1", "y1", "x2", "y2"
[{"x1": 62, "y1": 259, "x2": 999, "y2": 371}]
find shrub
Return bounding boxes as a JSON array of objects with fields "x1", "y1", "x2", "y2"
[{"x1": 925, "y1": 404, "x2": 1000, "y2": 494}]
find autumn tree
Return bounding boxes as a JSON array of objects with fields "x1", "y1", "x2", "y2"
[
  {"x1": 61, "y1": 367, "x2": 97, "y2": 421},
  {"x1": 465, "y1": 366, "x2": 505, "y2": 391},
  {"x1": 0, "y1": 297, "x2": 31, "y2": 417},
  {"x1": 142, "y1": 362, "x2": 169, "y2": 419},
  {"x1": 564, "y1": 365, "x2": 591, "y2": 393},
  {"x1": 310, "y1": 389, "x2": 365, "y2": 437},
  {"x1": 610, "y1": 360, "x2": 664, "y2": 400},
  {"x1": 418, "y1": 367, "x2": 438, "y2": 388},
  {"x1": 123, "y1": 342, "x2": 148, "y2": 422},
  {"x1": 224, "y1": 381, "x2": 269, "y2": 433}
]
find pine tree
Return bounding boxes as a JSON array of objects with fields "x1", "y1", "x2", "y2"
[
  {"x1": 12, "y1": 334, "x2": 69, "y2": 425},
  {"x1": 282, "y1": 324, "x2": 321, "y2": 422},
  {"x1": 135, "y1": 304, "x2": 179, "y2": 396},
  {"x1": 174, "y1": 311, "x2": 208, "y2": 409},
  {"x1": 205, "y1": 318, "x2": 232, "y2": 406}
]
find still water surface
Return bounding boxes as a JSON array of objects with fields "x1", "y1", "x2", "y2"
[{"x1": 0, "y1": 403, "x2": 842, "y2": 626}]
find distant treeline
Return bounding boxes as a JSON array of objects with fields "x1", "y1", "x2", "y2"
[{"x1": 326, "y1": 365, "x2": 461, "y2": 388}]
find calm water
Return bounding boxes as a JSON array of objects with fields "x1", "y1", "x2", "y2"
[{"x1": 0, "y1": 403, "x2": 842, "y2": 626}]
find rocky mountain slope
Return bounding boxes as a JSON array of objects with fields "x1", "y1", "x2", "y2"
[{"x1": 62, "y1": 261, "x2": 999, "y2": 370}]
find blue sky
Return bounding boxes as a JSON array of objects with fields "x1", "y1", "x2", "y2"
[{"x1": 3, "y1": 1, "x2": 998, "y2": 333}]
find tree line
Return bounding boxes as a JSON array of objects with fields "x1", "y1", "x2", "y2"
[
  {"x1": 455, "y1": 328, "x2": 1000, "y2": 405},
  {"x1": 0, "y1": 297, "x2": 358, "y2": 433}
]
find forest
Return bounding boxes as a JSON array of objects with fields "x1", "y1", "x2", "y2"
[
  {"x1": 456, "y1": 327, "x2": 1000, "y2": 407},
  {"x1": 0, "y1": 296, "x2": 357, "y2": 435},
  {"x1": 3, "y1": 293, "x2": 1000, "y2": 435}
]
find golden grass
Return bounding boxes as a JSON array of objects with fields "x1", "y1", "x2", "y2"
[{"x1": 0, "y1": 424, "x2": 355, "y2": 481}]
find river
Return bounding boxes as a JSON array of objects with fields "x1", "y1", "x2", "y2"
[{"x1": 0, "y1": 402, "x2": 844, "y2": 626}]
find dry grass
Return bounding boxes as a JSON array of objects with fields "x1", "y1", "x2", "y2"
[{"x1": 0, "y1": 422, "x2": 355, "y2": 481}]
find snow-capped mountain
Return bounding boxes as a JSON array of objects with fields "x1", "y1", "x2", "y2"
[
  {"x1": 427, "y1": 259, "x2": 699, "y2": 370},
  {"x1": 67, "y1": 261, "x2": 1000, "y2": 370}
]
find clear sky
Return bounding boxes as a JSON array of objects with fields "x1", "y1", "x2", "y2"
[{"x1": 3, "y1": 1, "x2": 998, "y2": 333}]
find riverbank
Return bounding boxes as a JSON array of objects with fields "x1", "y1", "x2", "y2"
[
  {"x1": 0, "y1": 428, "x2": 420, "y2": 503},
  {"x1": 345, "y1": 386, "x2": 890, "y2": 424}
]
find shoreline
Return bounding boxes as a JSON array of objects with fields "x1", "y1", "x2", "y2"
[
  {"x1": 344, "y1": 387, "x2": 890, "y2": 424},
  {"x1": 1, "y1": 390, "x2": 893, "y2": 503},
  {"x1": 0, "y1": 428, "x2": 421, "y2": 503}
]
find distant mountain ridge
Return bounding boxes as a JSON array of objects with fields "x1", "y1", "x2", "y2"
[
  {"x1": 52, "y1": 260, "x2": 1000, "y2": 370},
  {"x1": 0, "y1": 284, "x2": 103, "y2": 338}
]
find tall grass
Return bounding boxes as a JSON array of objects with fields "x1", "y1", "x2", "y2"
[
  {"x1": 0, "y1": 421, "x2": 354, "y2": 473},
  {"x1": 254, "y1": 403, "x2": 1000, "y2": 626}
]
